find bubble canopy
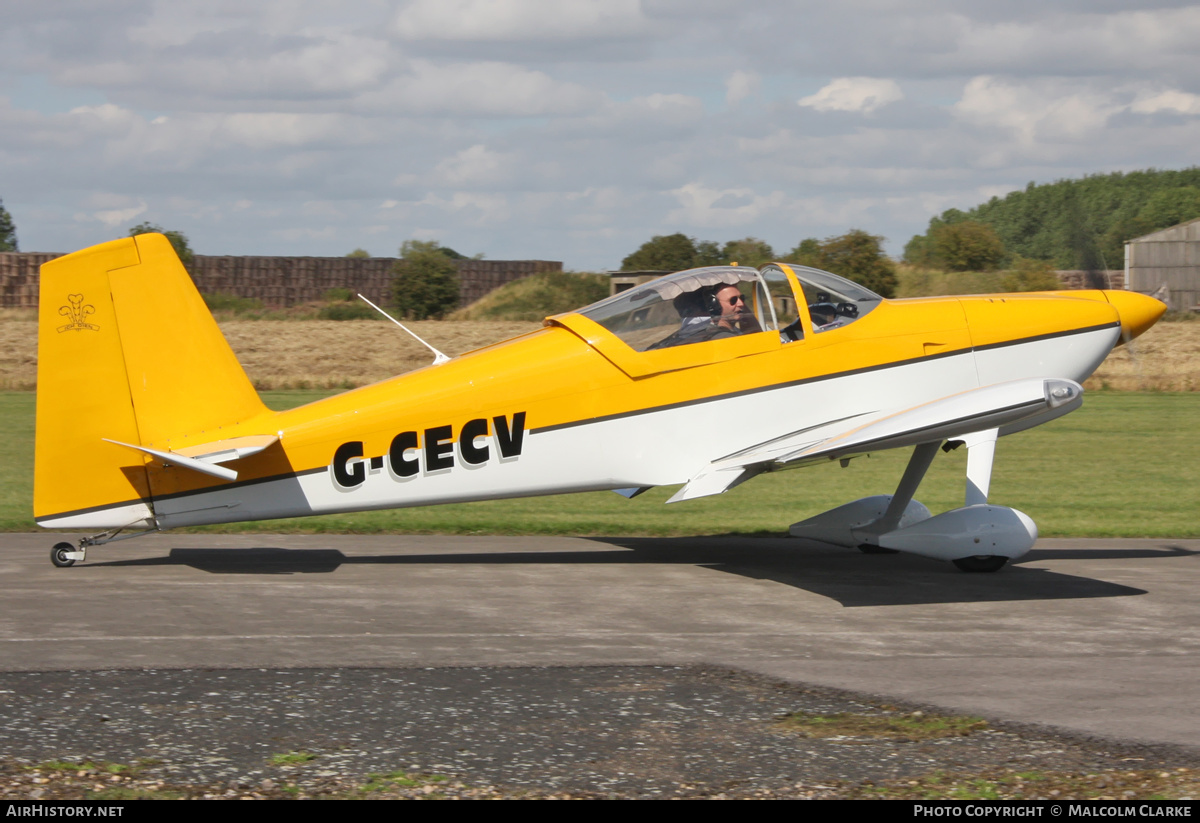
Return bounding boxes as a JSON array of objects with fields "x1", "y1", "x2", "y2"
[{"x1": 572, "y1": 264, "x2": 882, "y2": 354}]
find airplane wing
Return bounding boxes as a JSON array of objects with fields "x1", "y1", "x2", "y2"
[{"x1": 667, "y1": 377, "x2": 1082, "y2": 502}]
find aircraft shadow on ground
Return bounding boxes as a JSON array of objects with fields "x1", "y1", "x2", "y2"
[{"x1": 79, "y1": 535, "x2": 1169, "y2": 607}]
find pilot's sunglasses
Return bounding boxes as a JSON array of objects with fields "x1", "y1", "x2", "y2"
[{"x1": 727, "y1": 294, "x2": 746, "y2": 304}]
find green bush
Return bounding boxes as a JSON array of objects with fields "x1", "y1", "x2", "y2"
[
  {"x1": 895, "y1": 260, "x2": 1063, "y2": 298},
  {"x1": 452, "y1": 272, "x2": 609, "y2": 321},
  {"x1": 318, "y1": 302, "x2": 381, "y2": 321},
  {"x1": 129, "y1": 222, "x2": 194, "y2": 267},
  {"x1": 0, "y1": 198, "x2": 16, "y2": 252},
  {"x1": 785, "y1": 230, "x2": 898, "y2": 298},
  {"x1": 391, "y1": 240, "x2": 460, "y2": 320},
  {"x1": 202, "y1": 293, "x2": 264, "y2": 314},
  {"x1": 1002, "y1": 257, "x2": 1062, "y2": 292},
  {"x1": 931, "y1": 221, "x2": 1006, "y2": 272}
]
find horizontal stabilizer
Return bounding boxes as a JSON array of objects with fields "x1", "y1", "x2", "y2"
[
  {"x1": 102, "y1": 434, "x2": 278, "y2": 482},
  {"x1": 172, "y1": 434, "x2": 279, "y2": 465}
]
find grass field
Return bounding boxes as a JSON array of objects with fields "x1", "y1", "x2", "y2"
[{"x1": 5, "y1": 391, "x2": 1197, "y2": 538}]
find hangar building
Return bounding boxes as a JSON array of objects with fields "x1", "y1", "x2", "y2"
[{"x1": 1126, "y1": 217, "x2": 1200, "y2": 311}]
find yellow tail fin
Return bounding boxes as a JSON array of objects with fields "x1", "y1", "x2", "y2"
[{"x1": 35, "y1": 234, "x2": 268, "y2": 527}]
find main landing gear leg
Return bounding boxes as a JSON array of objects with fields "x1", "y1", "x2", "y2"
[
  {"x1": 857, "y1": 441, "x2": 940, "y2": 554},
  {"x1": 950, "y1": 428, "x2": 1008, "y2": 573},
  {"x1": 795, "y1": 430, "x2": 1034, "y2": 572}
]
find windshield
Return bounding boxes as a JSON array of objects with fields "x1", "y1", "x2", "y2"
[
  {"x1": 578, "y1": 266, "x2": 776, "y2": 352},
  {"x1": 788, "y1": 265, "x2": 882, "y2": 332}
]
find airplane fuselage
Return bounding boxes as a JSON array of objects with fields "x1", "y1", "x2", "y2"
[{"x1": 40, "y1": 288, "x2": 1130, "y2": 531}]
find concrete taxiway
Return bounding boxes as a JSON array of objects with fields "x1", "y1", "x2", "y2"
[{"x1": 3, "y1": 533, "x2": 1197, "y2": 750}]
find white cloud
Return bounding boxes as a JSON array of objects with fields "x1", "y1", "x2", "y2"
[
  {"x1": 420, "y1": 191, "x2": 512, "y2": 225},
  {"x1": 67, "y1": 103, "x2": 140, "y2": 129},
  {"x1": 360, "y1": 60, "x2": 600, "y2": 117},
  {"x1": 214, "y1": 113, "x2": 356, "y2": 149},
  {"x1": 1130, "y1": 89, "x2": 1200, "y2": 116},
  {"x1": 725, "y1": 70, "x2": 759, "y2": 106},
  {"x1": 667, "y1": 183, "x2": 788, "y2": 228},
  {"x1": 607, "y1": 93, "x2": 705, "y2": 129},
  {"x1": 91, "y1": 202, "x2": 147, "y2": 228},
  {"x1": 126, "y1": 5, "x2": 271, "y2": 48},
  {"x1": 953, "y1": 76, "x2": 1119, "y2": 145},
  {"x1": 636, "y1": 93, "x2": 702, "y2": 115},
  {"x1": 57, "y1": 34, "x2": 394, "y2": 100},
  {"x1": 392, "y1": 0, "x2": 648, "y2": 41},
  {"x1": 434, "y1": 144, "x2": 512, "y2": 186},
  {"x1": 273, "y1": 225, "x2": 338, "y2": 242},
  {"x1": 799, "y1": 77, "x2": 903, "y2": 114},
  {"x1": 945, "y1": 7, "x2": 1200, "y2": 75}
]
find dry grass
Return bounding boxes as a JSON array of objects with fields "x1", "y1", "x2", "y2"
[
  {"x1": 1083, "y1": 321, "x2": 1200, "y2": 391},
  {"x1": 0, "y1": 315, "x2": 539, "y2": 391},
  {"x1": 1, "y1": 309, "x2": 1196, "y2": 391},
  {"x1": 0, "y1": 312, "x2": 37, "y2": 390},
  {"x1": 220, "y1": 319, "x2": 539, "y2": 390}
]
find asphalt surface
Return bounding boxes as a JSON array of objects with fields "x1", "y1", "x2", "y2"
[
  {"x1": 4, "y1": 532, "x2": 1197, "y2": 757},
  {"x1": 4, "y1": 665, "x2": 1194, "y2": 797}
]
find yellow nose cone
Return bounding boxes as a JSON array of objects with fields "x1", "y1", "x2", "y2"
[{"x1": 1103, "y1": 289, "x2": 1166, "y2": 343}]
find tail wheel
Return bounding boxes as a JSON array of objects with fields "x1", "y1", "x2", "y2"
[
  {"x1": 51, "y1": 542, "x2": 77, "y2": 568},
  {"x1": 952, "y1": 555, "x2": 1008, "y2": 573}
]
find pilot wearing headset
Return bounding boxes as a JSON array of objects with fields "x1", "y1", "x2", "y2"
[
  {"x1": 650, "y1": 283, "x2": 760, "y2": 349},
  {"x1": 707, "y1": 283, "x2": 756, "y2": 338}
]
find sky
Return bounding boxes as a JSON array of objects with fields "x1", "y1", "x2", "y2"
[{"x1": 1, "y1": 0, "x2": 1198, "y2": 271}]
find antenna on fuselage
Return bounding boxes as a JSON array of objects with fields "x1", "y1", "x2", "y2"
[{"x1": 356, "y1": 294, "x2": 451, "y2": 366}]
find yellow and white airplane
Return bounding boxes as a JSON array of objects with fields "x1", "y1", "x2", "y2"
[{"x1": 36, "y1": 233, "x2": 1164, "y2": 572}]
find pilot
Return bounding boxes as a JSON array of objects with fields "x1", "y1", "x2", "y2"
[
  {"x1": 710, "y1": 285, "x2": 739, "y2": 335},
  {"x1": 649, "y1": 284, "x2": 760, "y2": 349},
  {"x1": 710, "y1": 283, "x2": 762, "y2": 337}
]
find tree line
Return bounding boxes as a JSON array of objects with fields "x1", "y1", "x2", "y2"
[
  {"x1": 0, "y1": 199, "x2": 16, "y2": 252},
  {"x1": 904, "y1": 168, "x2": 1200, "y2": 271},
  {"x1": 621, "y1": 231, "x2": 898, "y2": 298}
]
